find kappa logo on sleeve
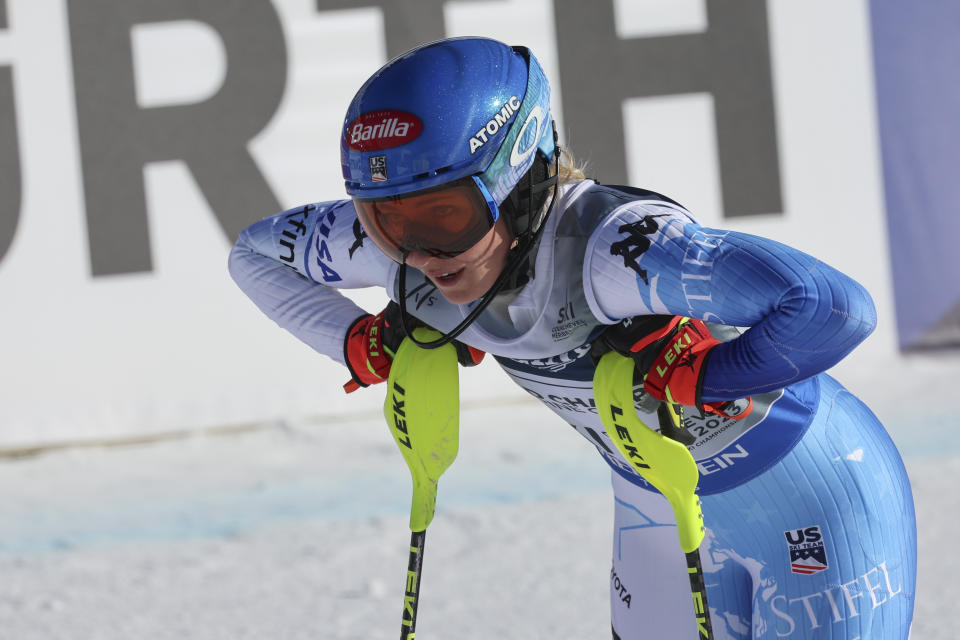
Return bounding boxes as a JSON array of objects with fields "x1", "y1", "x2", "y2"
[
  {"x1": 609, "y1": 214, "x2": 669, "y2": 285},
  {"x1": 348, "y1": 218, "x2": 367, "y2": 259},
  {"x1": 784, "y1": 526, "x2": 829, "y2": 575}
]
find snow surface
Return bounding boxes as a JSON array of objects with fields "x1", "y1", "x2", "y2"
[{"x1": 0, "y1": 397, "x2": 954, "y2": 639}]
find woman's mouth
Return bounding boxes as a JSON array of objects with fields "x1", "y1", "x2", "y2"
[{"x1": 431, "y1": 268, "x2": 464, "y2": 285}]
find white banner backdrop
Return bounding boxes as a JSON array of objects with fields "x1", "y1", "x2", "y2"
[{"x1": 0, "y1": 0, "x2": 954, "y2": 450}]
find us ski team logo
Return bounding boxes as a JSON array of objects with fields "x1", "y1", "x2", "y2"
[
  {"x1": 369, "y1": 155, "x2": 387, "y2": 182},
  {"x1": 784, "y1": 526, "x2": 829, "y2": 575}
]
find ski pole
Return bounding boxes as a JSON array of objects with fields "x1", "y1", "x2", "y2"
[
  {"x1": 593, "y1": 351, "x2": 714, "y2": 639},
  {"x1": 384, "y1": 327, "x2": 460, "y2": 639}
]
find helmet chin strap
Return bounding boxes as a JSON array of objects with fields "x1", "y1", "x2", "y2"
[{"x1": 397, "y1": 145, "x2": 561, "y2": 349}]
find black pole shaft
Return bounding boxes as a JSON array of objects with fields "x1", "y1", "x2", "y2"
[
  {"x1": 684, "y1": 549, "x2": 714, "y2": 639},
  {"x1": 400, "y1": 529, "x2": 426, "y2": 639}
]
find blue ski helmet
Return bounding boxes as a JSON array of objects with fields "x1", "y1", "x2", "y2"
[{"x1": 341, "y1": 37, "x2": 556, "y2": 250}]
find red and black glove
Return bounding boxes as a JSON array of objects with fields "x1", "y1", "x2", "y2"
[
  {"x1": 343, "y1": 301, "x2": 485, "y2": 393},
  {"x1": 596, "y1": 315, "x2": 752, "y2": 420}
]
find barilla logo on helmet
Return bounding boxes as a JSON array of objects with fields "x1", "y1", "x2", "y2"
[{"x1": 346, "y1": 110, "x2": 423, "y2": 151}]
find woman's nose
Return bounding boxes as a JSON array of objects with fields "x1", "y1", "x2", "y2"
[{"x1": 404, "y1": 251, "x2": 435, "y2": 270}]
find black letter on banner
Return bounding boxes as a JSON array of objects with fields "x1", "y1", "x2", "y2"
[
  {"x1": 315, "y1": 0, "x2": 447, "y2": 59},
  {"x1": 554, "y1": 0, "x2": 782, "y2": 217},
  {"x1": 67, "y1": 0, "x2": 286, "y2": 276},
  {"x1": 0, "y1": 0, "x2": 21, "y2": 266}
]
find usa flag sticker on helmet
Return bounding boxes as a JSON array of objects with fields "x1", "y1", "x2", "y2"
[{"x1": 346, "y1": 110, "x2": 423, "y2": 151}]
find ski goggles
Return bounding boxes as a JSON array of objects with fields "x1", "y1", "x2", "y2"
[{"x1": 353, "y1": 176, "x2": 500, "y2": 262}]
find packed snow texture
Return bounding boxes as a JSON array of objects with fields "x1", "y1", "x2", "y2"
[{"x1": 0, "y1": 398, "x2": 953, "y2": 639}]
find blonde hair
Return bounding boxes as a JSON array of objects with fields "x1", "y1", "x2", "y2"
[{"x1": 556, "y1": 146, "x2": 587, "y2": 185}]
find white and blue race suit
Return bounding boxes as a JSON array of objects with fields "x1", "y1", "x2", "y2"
[{"x1": 229, "y1": 179, "x2": 916, "y2": 639}]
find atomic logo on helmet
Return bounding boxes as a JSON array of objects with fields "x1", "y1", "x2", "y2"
[{"x1": 468, "y1": 95, "x2": 522, "y2": 154}]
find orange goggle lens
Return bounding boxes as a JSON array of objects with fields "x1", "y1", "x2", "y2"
[{"x1": 353, "y1": 177, "x2": 499, "y2": 262}]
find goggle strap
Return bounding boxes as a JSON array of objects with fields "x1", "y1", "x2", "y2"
[
  {"x1": 397, "y1": 256, "x2": 496, "y2": 349},
  {"x1": 531, "y1": 173, "x2": 558, "y2": 194},
  {"x1": 396, "y1": 148, "x2": 562, "y2": 350}
]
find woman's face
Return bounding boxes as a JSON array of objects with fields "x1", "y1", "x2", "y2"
[{"x1": 404, "y1": 217, "x2": 512, "y2": 304}]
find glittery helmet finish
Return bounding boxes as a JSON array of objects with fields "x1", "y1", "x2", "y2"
[{"x1": 341, "y1": 37, "x2": 555, "y2": 212}]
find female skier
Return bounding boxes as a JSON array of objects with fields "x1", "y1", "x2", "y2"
[{"x1": 229, "y1": 37, "x2": 916, "y2": 639}]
